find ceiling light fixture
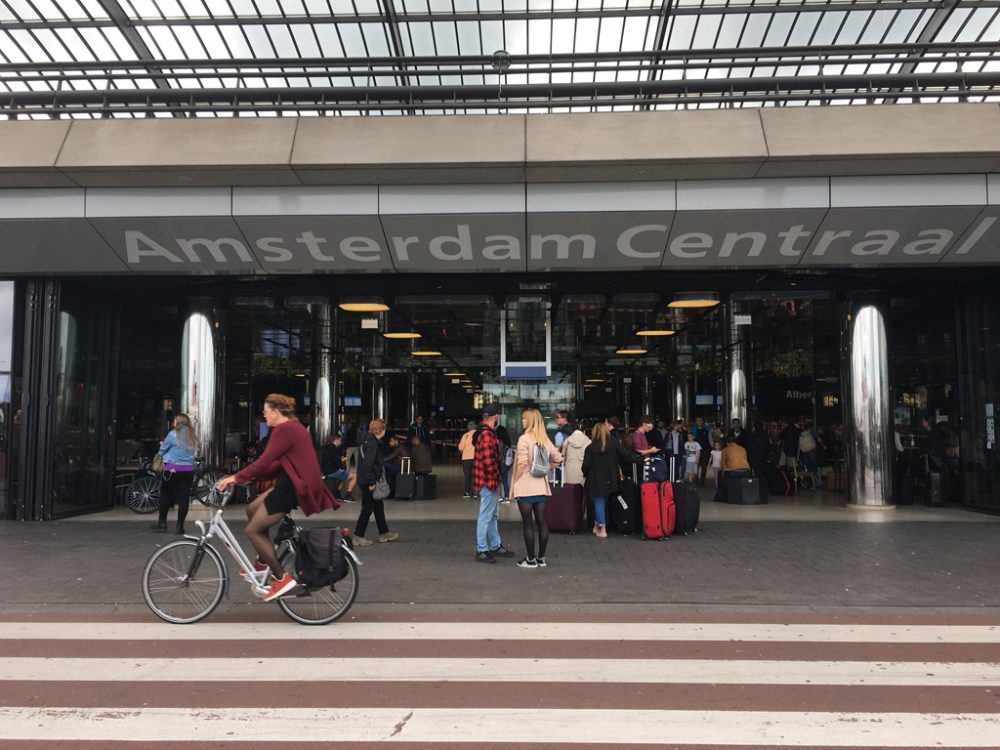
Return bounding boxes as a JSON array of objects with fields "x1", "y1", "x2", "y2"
[
  {"x1": 339, "y1": 297, "x2": 389, "y2": 312},
  {"x1": 444, "y1": 372, "x2": 465, "y2": 377},
  {"x1": 382, "y1": 332, "x2": 422, "y2": 339},
  {"x1": 616, "y1": 347, "x2": 648, "y2": 355},
  {"x1": 411, "y1": 350, "x2": 442, "y2": 357},
  {"x1": 635, "y1": 329, "x2": 676, "y2": 336},
  {"x1": 668, "y1": 292, "x2": 720, "y2": 309}
]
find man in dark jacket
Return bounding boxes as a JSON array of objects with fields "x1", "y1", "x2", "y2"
[
  {"x1": 410, "y1": 436, "x2": 433, "y2": 475},
  {"x1": 692, "y1": 416, "x2": 712, "y2": 487}
]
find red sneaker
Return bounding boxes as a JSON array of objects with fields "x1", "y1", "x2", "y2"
[
  {"x1": 263, "y1": 573, "x2": 298, "y2": 602},
  {"x1": 239, "y1": 559, "x2": 268, "y2": 576}
]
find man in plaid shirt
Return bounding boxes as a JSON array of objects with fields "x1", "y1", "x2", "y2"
[{"x1": 472, "y1": 403, "x2": 512, "y2": 563}]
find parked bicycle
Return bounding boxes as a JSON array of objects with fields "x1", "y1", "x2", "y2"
[
  {"x1": 126, "y1": 458, "x2": 229, "y2": 514},
  {"x1": 141, "y1": 486, "x2": 360, "y2": 625}
]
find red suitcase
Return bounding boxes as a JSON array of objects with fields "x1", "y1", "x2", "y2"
[{"x1": 641, "y1": 481, "x2": 675, "y2": 540}]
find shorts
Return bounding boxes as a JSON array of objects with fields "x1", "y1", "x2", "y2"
[
  {"x1": 263, "y1": 471, "x2": 298, "y2": 515},
  {"x1": 515, "y1": 494, "x2": 547, "y2": 504},
  {"x1": 326, "y1": 469, "x2": 351, "y2": 481}
]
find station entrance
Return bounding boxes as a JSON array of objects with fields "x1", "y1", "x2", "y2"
[{"x1": 1, "y1": 266, "x2": 990, "y2": 521}]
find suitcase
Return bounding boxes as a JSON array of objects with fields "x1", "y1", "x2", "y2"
[
  {"x1": 926, "y1": 471, "x2": 943, "y2": 507},
  {"x1": 673, "y1": 480, "x2": 700, "y2": 534},
  {"x1": 415, "y1": 473, "x2": 436, "y2": 500},
  {"x1": 726, "y1": 476, "x2": 768, "y2": 505},
  {"x1": 765, "y1": 465, "x2": 795, "y2": 496},
  {"x1": 641, "y1": 480, "x2": 675, "y2": 540},
  {"x1": 610, "y1": 479, "x2": 641, "y2": 535},
  {"x1": 545, "y1": 468, "x2": 585, "y2": 534},
  {"x1": 395, "y1": 458, "x2": 416, "y2": 500}
]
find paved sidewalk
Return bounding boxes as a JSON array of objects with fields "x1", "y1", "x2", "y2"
[{"x1": 5, "y1": 512, "x2": 1000, "y2": 616}]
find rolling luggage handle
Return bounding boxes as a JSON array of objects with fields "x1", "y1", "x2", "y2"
[{"x1": 400, "y1": 456, "x2": 412, "y2": 475}]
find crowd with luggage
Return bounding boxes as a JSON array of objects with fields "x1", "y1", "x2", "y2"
[{"x1": 466, "y1": 408, "x2": 844, "y2": 567}]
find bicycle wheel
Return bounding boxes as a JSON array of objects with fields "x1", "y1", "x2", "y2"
[
  {"x1": 126, "y1": 475, "x2": 160, "y2": 514},
  {"x1": 192, "y1": 469, "x2": 226, "y2": 507},
  {"x1": 142, "y1": 540, "x2": 227, "y2": 624},
  {"x1": 277, "y1": 548, "x2": 359, "y2": 625}
]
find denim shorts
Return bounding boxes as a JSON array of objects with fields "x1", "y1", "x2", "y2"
[
  {"x1": 326, "y1": 469, "x2": 350, "y2": 481},
  {"x1": 515, "y1": 494, "x2": 547, "y2": 504}
]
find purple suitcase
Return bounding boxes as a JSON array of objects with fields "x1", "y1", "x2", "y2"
[{"x1": 545, "y1": 470, "x2": 585, "y2": 534}]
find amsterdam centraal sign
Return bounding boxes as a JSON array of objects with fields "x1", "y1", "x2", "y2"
[{"x1": 1, "y1": 178, "x2": 999, "y2": 274}]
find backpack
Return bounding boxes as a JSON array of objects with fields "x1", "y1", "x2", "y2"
[
  {"x1": 504, "y1": 446, "x2": 515, "y2": 468},
  {"x1": 529, "y1": 440, "x2": 551, "y2": 478},
  {"x1": 295, "y1": 527, "x2": 349, "y2": 589}
]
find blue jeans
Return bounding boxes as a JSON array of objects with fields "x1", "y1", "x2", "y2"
[
  {"x1": 476, "y1": 485, "x2": 503, "y2": 553},
  {"x1": 592, "y1": 495, "x2": 607, "y2": 527},
  {"x1": 500, "y1": 466, "x2": 511, "y2": 498}
]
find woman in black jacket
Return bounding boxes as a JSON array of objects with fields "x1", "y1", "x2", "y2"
[
  {"x1": 354, "y1": 418, "x2": 398, "y2": 547},
  {"x1": 582, "y1": 421, "x2": 641, "y2": 538}
]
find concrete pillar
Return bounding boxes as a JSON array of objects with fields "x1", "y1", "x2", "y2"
[
  {"x1": 843, "y1": 299, "x2": 894, "y2": 508},
  {"x1": 181, "y1": 298, "x2": 225, "y2": 468}
]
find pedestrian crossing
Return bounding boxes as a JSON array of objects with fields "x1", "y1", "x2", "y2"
[{"x1": 0, "y1": 615, "x2": 998, "y2": 747}]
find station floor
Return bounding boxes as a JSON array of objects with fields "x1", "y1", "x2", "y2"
[
  {"x1": 76, "y1": 459, "x2": 1000, "y2": 526},
  {"x1": 3, "y1": 459, "x2": 997, "y2": 616}
]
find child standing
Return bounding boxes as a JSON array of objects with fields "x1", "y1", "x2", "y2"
[
  {"x1": 710, "y1": 441, "x2": 723, "y2": 489},
  {"x1": 683, "y1": 432, "x2": 701, "y2": 482}
]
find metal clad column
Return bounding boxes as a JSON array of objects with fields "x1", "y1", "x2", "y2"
[
  {"x1": 843, "y1": 301, "x2": 894, "y2": 508},
  {"x1": 311, "y1": 302, "x2": 333, "y2": 449},
  {"x1": 725, "y1": 302, "x2": 749, "y2": 428},
  {"x1": 181, "y1": 299, "x2": 225, "y2": 468}
]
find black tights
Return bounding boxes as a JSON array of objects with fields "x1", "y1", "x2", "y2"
[
  {"x1": 158, "y1": 471, "x2": 194, "y2": 526},
  {"x1": 517, "y1": 501, "x2": 549, "y2": 560}
]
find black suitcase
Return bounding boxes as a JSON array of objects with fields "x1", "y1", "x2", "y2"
[
  {"x1": 672, "y1": 480, "x2": 701, "y2": 534},
  {"x1": 415, "y1": 473, "x2": 436, "y2": 500},
  {"x1": 727, "y1": 476, "x2": 768, "y2": 504},
  {"x1": 765, "y1": 465, "x2": 795, "y2": 496},
  {"x1": 610, "y1": 479, "x2": 641, "y2": 535},
  {"x1": 395, "y1": 458, "x2": 416, "y2": 500}
]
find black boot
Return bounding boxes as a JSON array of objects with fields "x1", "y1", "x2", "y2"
[
  {"x1": 174, "y1": 522, "x2": 186, "y2": 535},
  {"x1": 149, "y1": 519, "x2": 167, "y2": 531}
]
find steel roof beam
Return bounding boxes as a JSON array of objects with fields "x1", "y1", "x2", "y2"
[
  {"x1": 1, "y1": 70, "x2": 994, "y2": 109},
  {"x1": 94, "y1": 0, "x2": 172, "y2": 97},
  {"x1": 0, "y1": 2, "x2": 983, "y2": 32}
]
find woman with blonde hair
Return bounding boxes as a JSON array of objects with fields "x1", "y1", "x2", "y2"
[
  {"x1": 510, "y1": 408, "x2": 562, "y2": 568},
  {"x1": 582, "y1": 421, "x2": 642, "y2": 538},
  {"x1": 151, "y1": 413, "x2": 198, "y2": 535}
]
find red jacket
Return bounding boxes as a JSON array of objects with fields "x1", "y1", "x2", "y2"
[{"x1": 234, "y1": 420, "x2": 338, "y2": 516}]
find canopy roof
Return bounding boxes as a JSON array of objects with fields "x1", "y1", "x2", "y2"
[{"x1": 1, "y1": 0, "x2": 999, "y2": 117}]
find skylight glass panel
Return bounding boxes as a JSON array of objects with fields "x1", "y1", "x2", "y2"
[
  {"x1": 218, "y1": 25, "x2": 255, "y2": 56},
  {"x1": 505, "y1": 19, "x2": 529, "y2": 54},
  {"x1": 456, "y1": 21, "x2": 483, "y2": 55},
  {"x1": 290, "y1": 25, "x2": 322, "y2": 57},
  {"x1": 337, "y1": 24, "x2": 369, "y2": 56},
  {"x1": 527, "y1": 19, "x2": 551, "y2": 54},
  {"x1": 143, "y1": 26, "x2": 185, "y2": 57},
  {"x1": 53, "y1": 28, "x2": 97, "y2": 61},
  {"x1": 360, "y1": 23, "x2": 391, "y2": 56}
]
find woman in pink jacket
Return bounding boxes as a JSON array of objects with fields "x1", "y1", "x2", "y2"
[{"x1": 510, "y1": 408, "x2": 562, "y2": 568}]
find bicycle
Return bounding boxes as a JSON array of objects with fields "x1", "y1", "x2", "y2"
[
  {"x1": 140, "y1": 487, "x2": 361, "y2": 625},
  {"x1": 125, "y1": 459, "x2": 230, "y2": 514}
]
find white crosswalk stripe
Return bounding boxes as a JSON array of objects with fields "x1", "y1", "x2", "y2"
[{"x1": 1, "y1": 616, "x2": 999, "y2": 747}]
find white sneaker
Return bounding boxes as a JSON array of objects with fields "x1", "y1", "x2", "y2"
[{"x1": 516, "y1": 557, "x2": 538, "y2": 568}]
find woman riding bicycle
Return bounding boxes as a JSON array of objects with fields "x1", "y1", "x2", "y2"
[{"x1": 216, "y1": 393, "x2": 339, "y2": 602}]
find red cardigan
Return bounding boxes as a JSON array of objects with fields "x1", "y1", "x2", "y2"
[{"x1": 234, "y1": 420, "x2": 338, "y2": 516}]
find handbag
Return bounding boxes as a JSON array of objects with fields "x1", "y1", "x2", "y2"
[
  {"x1": 373, "y1": 471, "x2": 391, "y2": 501},
  {"x1": 361, "y1": 442, "x2": 391, "y2": 500},
  {"x1": 151, "y1": 454, "x2": 164, "y2": 474}
]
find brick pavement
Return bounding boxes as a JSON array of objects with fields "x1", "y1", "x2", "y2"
[{"x1": 4, "y1": 516, "x2": 1000, "y2": 614}]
